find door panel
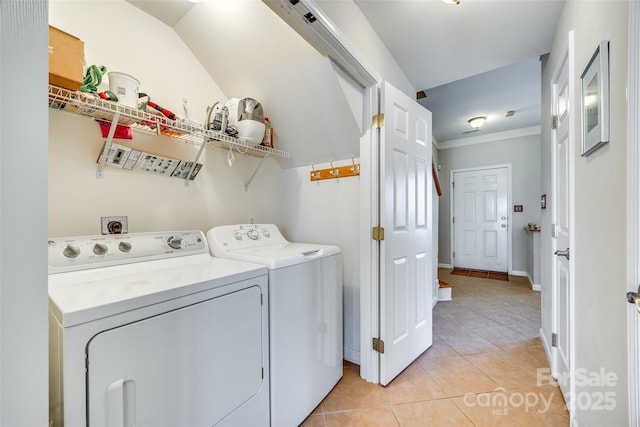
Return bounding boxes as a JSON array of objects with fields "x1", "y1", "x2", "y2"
[
  {"x1": 552, "y1": 51, "x2": 572, "y2": 402},
  {"x1": 453, "y1": 167, "x2": 509, "y2": 272},
  {"x1": 380, "y1": 81, "x2": 433, "y2": 386}
]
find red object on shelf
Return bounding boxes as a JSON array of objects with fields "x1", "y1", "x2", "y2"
[
  {"x1": 97, "y1": 120, "x2": 133, "y2": 139},
  {"x1": 147, "y1": 100, "x2": 176, "y2": 120}
]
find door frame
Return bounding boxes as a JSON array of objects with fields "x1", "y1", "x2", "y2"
[
  {"x1": 359, "y1": 83, "x2": 381, "y2": 383},
  {"x1": 449, "y1": 164, "x2": 513, "y2": 274},
  {"x1": 549, "y1": 31, "x2": 576, "y2": 415},
  {"x1": 627, "y1": 1, "x2": 640, "y2": 425}
]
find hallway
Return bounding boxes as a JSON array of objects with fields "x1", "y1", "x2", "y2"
[{"x1": 301, "y1": 269, "x2": 569, "y2": 426}]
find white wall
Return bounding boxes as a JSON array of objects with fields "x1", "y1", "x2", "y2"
[
  {"x1": 540, "y1": 1, "x2": 629, "y2": 424},
  {"x1": 48, "y1": 0, "x2": 285, "y2": 237},
  {"x1": 437, "y1": 134, "x2": 542, "y2": 273},
  {"x1": 0, "y1": 1, "x2": 49, "y2": 425},
  {"x1": 281, "y1": 160, "x2": 361, "y2": 363},
  {"x1": 316, "y1": 0, "x2": 415, "y2": 97}
]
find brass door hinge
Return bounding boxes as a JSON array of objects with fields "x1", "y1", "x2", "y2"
[
  {"x1": 372, "y1": 226, "x2": 385, "y2": 241},
  {"x1": 551, "y1": 115, "x2": 558, "y2": 130},
  {"x1": 372, "y1": 337, "x2": 385, "y2": 353},
  {"x1": 372, "y1": 113, "x2": 385, "y2": 129}
]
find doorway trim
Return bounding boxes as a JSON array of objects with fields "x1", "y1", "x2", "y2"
[
  {"x1": 627, "y1": 1, "x2": 640, "y2": 425},
  {"x1": 449, "y1": 164, "x2": 513, "y2": 274}
]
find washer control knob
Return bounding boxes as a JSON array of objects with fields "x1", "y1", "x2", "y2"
[
  {"x1": 262, "y1": 230, "x2": 270, "y2": 238},
  {"x1": 118, "y1": 241, "x2": 132, "y2": 253},
  {"x1": 63, "y1": 244, "x2": 80, "y2": 258},
  {"x1": 233, "y1": 232, "x2": 243, "y2": 241},
  {"x1": 93, "y1": 243, "x2": 108, "y2": 255},
  {"x1": 168, "y1": 237, "x2": 183, "y2": 250},
  {"x1": 247, "y1": 229, "x2": 259, "y2": 240}
]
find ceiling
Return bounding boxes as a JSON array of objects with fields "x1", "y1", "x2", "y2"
[{"x1": 127, "y1": 0, "x2": 565, "y2": 147}]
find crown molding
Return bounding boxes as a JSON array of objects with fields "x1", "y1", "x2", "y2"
[{"x1": 437, "y1": 125, "x2": 541, "y2": 150}]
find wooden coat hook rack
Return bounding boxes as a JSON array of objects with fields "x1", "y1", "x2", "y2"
[{"x1": 310, "y1": 158, "x2": 360, "y2": 181}]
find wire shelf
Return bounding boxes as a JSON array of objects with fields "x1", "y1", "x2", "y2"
[{"x1": 47, "y1": 85, "x2": 290, "y2": 159}]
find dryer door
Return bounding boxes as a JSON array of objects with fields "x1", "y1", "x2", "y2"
[{"x1": 86, "y1": 284, "x2": 266, "y2": 427}]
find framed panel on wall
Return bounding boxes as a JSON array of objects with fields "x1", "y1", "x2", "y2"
[{"x1": 580, "y1": 40, "x2": 610, "y2": 157}]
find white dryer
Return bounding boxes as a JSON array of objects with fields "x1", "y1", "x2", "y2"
[
  {"x1": 48, "y1": 230, "x2": 269, "y2": 427},
  {"x1": 206, "y1": 224, "x2": 343, "y2": 427}
]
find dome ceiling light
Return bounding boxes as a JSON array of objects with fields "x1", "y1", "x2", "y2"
[{"x1": 468, "y1": 116, "x2": 486, "y2": 130}]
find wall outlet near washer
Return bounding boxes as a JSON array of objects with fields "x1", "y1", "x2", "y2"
[{"x1": 101, "y1": 216, "x2": 128, "y2": 235}]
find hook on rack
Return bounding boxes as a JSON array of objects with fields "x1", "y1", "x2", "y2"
[
  {"x1": 329, "y1": 160, "x2": 339, "y2": 177},
  {"x1": 351, "y1": 156, "x2": 360, "y2": 174},
  {"x1": 311, "y1": 163, "x2": 321, "y2": 180}
]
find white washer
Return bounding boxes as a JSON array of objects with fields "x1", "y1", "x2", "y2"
[
  {"x1": 206, "y1": 224, "x2": 343, "y2": 427},
  {"x1": 48, "y1": 230, "x2": 270, "y2": 427}
]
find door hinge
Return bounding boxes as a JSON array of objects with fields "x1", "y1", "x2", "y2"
[
  {"x1": 452, "y1": 216, "x2": 455, "y2": 224},
  {"x1": 262, "y1": 367, "x2": 264, "y2": 379},
  {"x1": 372, "y1": 337, "x2": 385, "y2": 353},
  {"x1": 551, "y1": 333, "x2": 558, "y2": 347},
  {"x1": 453, "y1": 251, "x2": 455, "y2": 258},
  {"x1": 372, "y1": 226, "x2": 385, "y2": 241},
  {"x1": 551, "y1": 115, "x2": 558, "y2": 130},
  {"x1": 551, "y1": 224, "x2": 559, "y2": 238},
  {"x1": 452, "y1": 181, "x2": 455, "y2": 188},
  {"x1": 372, "y1": 113, "x2": 385, "y2": 129}
]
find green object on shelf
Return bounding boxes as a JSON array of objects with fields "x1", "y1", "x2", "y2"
[{"x1": 79, "y1": 65, "x2": 107, "y2": 93}]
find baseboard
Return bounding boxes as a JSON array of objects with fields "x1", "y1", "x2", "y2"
[
  {"x1": 438, "y1": 286, "x2": 452, "y2": 302},
  {"x1": 510, "y1": 270, "x2": 528, "y2": 277},
  {"x1": 432, "y1": 294, "x2": 439, "y2": 307},
  {"x1": 343, "y1": 347, "x2": 360, "y2": 365},
  {"x1": 539, "y1": 328, "x2": 553, "y2": 370},
  {"x1": 438, "y1": 263, "x2": 453, "y2": 269},
  {"x1": 522, "y1": 272, "x2": 542, "y2": 291}
]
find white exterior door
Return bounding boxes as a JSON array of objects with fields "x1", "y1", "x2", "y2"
[
  {"x1": 452, "y1": 167, "x2": 509, "y2": 272},
  {"x1": 379, "y1": 81, "x2": 433, "y2": 385},
  {"x1": 551, "y1": 43, "x2": 573, "y2": 406}
]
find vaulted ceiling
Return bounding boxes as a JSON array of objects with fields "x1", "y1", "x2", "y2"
[{"x1": 127, "y1": 0, "x2": 565, "y2": 149}]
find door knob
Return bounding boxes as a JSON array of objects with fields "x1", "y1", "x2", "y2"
[
  {"x1": 628, "y1": 285, "x2": 640, "y2": 314},
  {"x1": 554, "y1": 248, "x2": 570, "y2": 260}
]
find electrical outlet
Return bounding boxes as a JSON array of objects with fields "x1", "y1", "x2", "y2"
[{"x1": 101, "y1": 216, "x2": 128, "y2": 235}]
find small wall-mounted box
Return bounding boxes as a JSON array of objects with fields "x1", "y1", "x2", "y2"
[
  {"x1": 49, "y1": 26, "x2": 84, "y2": 91},
  {"x1": 514, "y1": 205, "x2": 524, "y2": 213}
]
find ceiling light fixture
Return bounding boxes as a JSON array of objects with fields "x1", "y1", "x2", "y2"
[
  {"x1": 468, "y1": 116, "x2": 486, "y2": 129},
  {"x1": 442, "y1": 0, "x2": 461, "y2": 4}
]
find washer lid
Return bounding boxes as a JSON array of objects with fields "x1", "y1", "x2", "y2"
[
  {"x1": 48, "y1": 254, "x2": 267, "y2": 327},
  {"x1": 217, "y1": 243, "x2": 342, "y2": 269}
]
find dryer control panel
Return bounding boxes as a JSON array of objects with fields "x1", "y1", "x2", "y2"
[{"x1": 48, "y1": 230, "x2": 208, "y2": 273}]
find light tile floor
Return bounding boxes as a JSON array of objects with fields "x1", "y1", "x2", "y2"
[{"x1": 301, "y1": 268, "x2": 569, "y2": 427}]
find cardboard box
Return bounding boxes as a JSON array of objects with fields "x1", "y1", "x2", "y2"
[{"x1": 49, "y1": 26, "x2": 84, "y2": 91}]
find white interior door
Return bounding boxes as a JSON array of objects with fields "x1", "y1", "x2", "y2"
[
  {"x1": 452, "y1": 167, "x2": 509, "y2": 272},
  {"x1": 551, "y1": 43, "x2": 573, "y2": 406},
  {"x1": 379, "y1": 81, "x2": 433, "y2": 386}
]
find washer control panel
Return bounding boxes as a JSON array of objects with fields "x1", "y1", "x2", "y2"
[
  {"x1": 208, "y1": 224, "x2": 287, "y2": 253},
  {"x1": 48, "y1": 230, "x2": 207, "y2": 273}
]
